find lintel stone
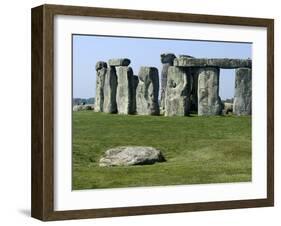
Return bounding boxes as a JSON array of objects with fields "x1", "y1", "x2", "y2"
[
  {"x1": 108, "y1": 58, "x2": 131, "y2": 66},
  {"x1": 174, "y1": 57, "x2": 252, "y2": 69}
]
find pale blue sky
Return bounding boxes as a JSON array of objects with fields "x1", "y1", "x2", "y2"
[{"x1": 73, "y1": 35, "x2": 251, "y2": 99}]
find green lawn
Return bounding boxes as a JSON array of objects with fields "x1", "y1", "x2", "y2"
[{"x1": 72, "y1": 111, "x2": 251, "y2": 190}]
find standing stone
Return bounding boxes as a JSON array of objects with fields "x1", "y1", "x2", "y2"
[
  {"x1": 94, "y1": 61, "x2": 107, "y2": 112},
  {"x1": 160, "y1": 53, "x2": 176, "y2": 114},
  {"x1": 103, "y1": 66, "x2": 117, "y2": 113},
  {"x1": 233, "y1": 68, "x2": 252, "y2": 115},
  {"x1": 116, "y1": 66, "x2": 134, "y2": 114},
  {"x1": 136, "y1": 67, "x2": 160, "y2": 115},
  {"x1": 197, "y1": 67, "x2": 222, "y2": 115},
  {"x1": 175, "y1": 55, "x2": 197, "y2": 113},
  {"x1": 165, "y1": 66, "x2": 192, "y2": 116}
]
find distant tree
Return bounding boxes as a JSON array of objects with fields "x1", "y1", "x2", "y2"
[
  {"x1": 73, "y1": 97, "x2": 95, "y2": 105},
  {"x1": 87, "y1": 97, "x2": 95, "y2": 104},
  {"x1": 222, "y1": 98, "x2": 234, "y2": 104}
]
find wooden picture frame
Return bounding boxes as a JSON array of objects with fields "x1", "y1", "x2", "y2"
[{"x1": 31, "y1": 4, "x2": 274, "y2": 221}]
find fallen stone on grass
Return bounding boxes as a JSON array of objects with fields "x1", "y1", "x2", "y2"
[{"x1": 99, "y1": 146, "x2": 165, "y2": 167}]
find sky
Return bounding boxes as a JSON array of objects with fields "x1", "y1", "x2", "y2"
[{"x1": 72, "y1": 35, "x2": 252, "y2": 100}]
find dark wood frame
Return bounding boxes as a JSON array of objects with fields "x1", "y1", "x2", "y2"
[{"x1": 31, "y1": 4, "x2": 274, "y2": 221}]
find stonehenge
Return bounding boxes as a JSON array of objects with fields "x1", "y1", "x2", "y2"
[{"x1": 93, "y1": 55, "x2": 252, "y2": 116}]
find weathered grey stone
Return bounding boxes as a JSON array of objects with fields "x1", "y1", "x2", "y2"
[
  {"x1": 165, "y1": 66, "x2": 192, "y2": 116},
  {"x1": 233, "y1": 68, "x2": 252, "y2": 115},
  {"x1": 94, "y1": 61, "x2": 107, "y2": 112},
  {"x1": 160, "y1": 63, "x2": 171, "y2": 113},
  {"x1": 95, "y1": 61, "x2": 107, "y2": 71},
  {"x1": 197, "y1": 67, "x2": 222, "y2": 115},
  {"x1": 103, "y1": 66, "x2": 117, "y2": 113},
  {"x1": 174, "y1": 57, "x2": 252, "y2": 69},
  {"x1": 160, "y1": 53, "x2": 176, "y2": 64},
  {"x1": 84, "y1": 104, "x2": 94, "y2": 110},
  {"x1": 108, "y1": 58, "x2": 131, "y2": 66},
  {"x1": 223, "y1": 102, "x2": 233, "y2": 115},
  {"x1": 99, "y1": 146, "x2": 165, "y2": 167},
  {"x1": 73, "y1": 105, "x2": 83, "y2": 112},
  {"x1": 116, "y1": 66, "x2": 134, "y2": 114},
  {"x1": 136, "y1": 67, "x2": 160, "y2": 115},
  {"x1": 160, "y1": 53, "x2": 176, "y2": 114}
]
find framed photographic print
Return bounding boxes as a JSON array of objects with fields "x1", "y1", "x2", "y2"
[{"x1": 31, "y1": 4, "x2": 274, "y2": 221}]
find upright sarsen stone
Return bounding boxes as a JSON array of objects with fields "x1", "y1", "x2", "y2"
[
  {"x1": 160, "y1": 53, "x2": 176, "y2": 114},
  {"x1": 197, "y1": 67, "x2": 222, "y2": 115},
  {"x1": 233, "y1": 68, "x2": 252, "y2": 115},
  {"x1": 116, "y1": 66, "x2": 134, "y2": 114},
  {"x1": 165, "y1": 66, "x2": 192, "y2": 116},
  {"x1": 94, "y1": 61, "x2": 107, "y2": 112},
  {"x1": 136, "y1": 67, "x2": 160, "y2": 115},
  {"x1": 103, "y1": 66, "x2": 117, "y2": 113}
]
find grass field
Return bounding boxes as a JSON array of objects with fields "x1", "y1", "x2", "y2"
[{"x1": 72, "y1": 111, "x2": 251, "y2": 190}]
